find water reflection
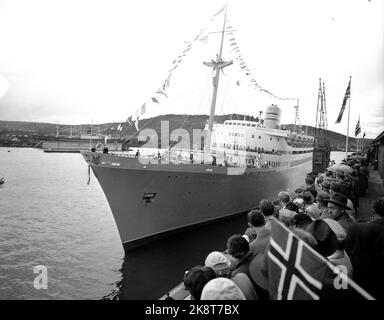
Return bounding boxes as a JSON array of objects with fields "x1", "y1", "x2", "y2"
[{"x1": 103, "y1": 213, "x2": 248, "y2": 300}]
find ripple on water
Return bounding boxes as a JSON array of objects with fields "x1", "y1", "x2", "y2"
[{"x1": 0, "y1": 148, "x2": 123, "y2": 299}]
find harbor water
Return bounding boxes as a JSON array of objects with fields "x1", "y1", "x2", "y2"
[{"x1": 0, "y1": 147, "x2": 348, "y2": 299}]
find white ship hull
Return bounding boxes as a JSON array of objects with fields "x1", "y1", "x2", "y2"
[{"x1": 83, "y1": 151, "x2": 313, "y2": 251}]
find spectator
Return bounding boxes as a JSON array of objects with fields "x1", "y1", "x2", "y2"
[
  {"x1": 204, "y1": 251, "x2": 257, "y2": 300},
  {"x1": 320, "y1": 180, "x2": 331, "y2": 195},
  {"x1": 204, "y1": 251, "x2": 234, "y2": 277},
  {"x1": 227, "y1": 235, "x2": 269, "y2": 300},
  {"x1": 306, "y1": 219, "x2": 337, "y2": 258},
  {"x1": 336, "y1": 172, "x2": 352, "y2": 199},
  {"x1": 345, "y1": 200, "x2": 384, "y2": 300},
  {"x1": 291, "y1": 228, "x2": 318, "y2": 248},
  {"x1": 330, "y1": 182, "x2": 355, "y2": 218},
  {"x1": 325, "y1": 193, "x2": 356, "y2": 234},
  {"x1": 305, "y1": 177, "x2": 318, "y2": 199},
  {"x1": 201, "y1": 278, "x2": 246, "y2": 300},
  {"x1": 349, "y1": 170, "x2": 360, "y2": 209},
  {"x1": 279, "y1": 208, "x2": 297, "y2": 227},
  {"x1": 316, "y1": 193, "x2": 331, "y2": 218},
  {"x1": 303, "y1": 191, "x2": 321, "y2": 220},
  {"x1": 316, "y1": 175, "x2": 324, "y2": 190},
  {"x1": 260, "y1": 199, "x2": 275, "y2": 231},
  {"x1": 183, "y1": 266, "x2": 216, "y2": 300},
  {"x1": 323, "y1": 218, "x2": 353, "y2": 278},
  {"x1": 293, "y1": 197, "x2": 305, "y2": 213},
  {"x1": 244, "y1": 210, "x2": 260, "y2": 242},
  {"x1": 290, "y1": 213, "x2": 313, "y2": 230},
  {"x1": 285, "y1": 202, "x2": 299, "y2": 213},
  {"x1": 247, "y1": 210, "x2": 271, "y2": 256},
  {"x1": 358, "y1": 162, "x2": 369, "y2": 197},
  {"x1": 277, "y1": 191, "x2": 291, "y2": 210},
  {"x1": 294, "y1": 188, "x2": 304, "y2": 198}
]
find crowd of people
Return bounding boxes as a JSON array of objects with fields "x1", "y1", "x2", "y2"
[{"x1": 177, "y1": 158, "x2": 384, "y2": 300}]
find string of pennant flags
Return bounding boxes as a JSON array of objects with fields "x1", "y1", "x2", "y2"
[
  {"x1": 119, "y1": 4, "x2": 296, "y2": 132},
  {"x1": 225, "y1": 21, "x2": 296, "y2": 102},
  {"x1": 118, "y1": 7, "x2": 227, "y2": 132}
]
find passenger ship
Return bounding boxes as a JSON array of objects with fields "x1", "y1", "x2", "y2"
[{"x1": 81, "y1": 6, "x2": 314, "y2": 251}]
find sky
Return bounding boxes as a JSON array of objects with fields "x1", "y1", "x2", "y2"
[{"x1": 0, "y1": 0, "x2": 383, "y2": 139}]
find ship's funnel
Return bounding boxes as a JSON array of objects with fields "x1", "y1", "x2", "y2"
[{"x1": 264, "y1": 105, "x2": 281, "y2": 129}]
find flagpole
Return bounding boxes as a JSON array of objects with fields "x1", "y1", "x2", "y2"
[
  {"x1": 345, "y1": 76, "x2": 351, "y2": 160},
  {"x1": 90, "y1": 119, "x2": 93, "y2": 151}
]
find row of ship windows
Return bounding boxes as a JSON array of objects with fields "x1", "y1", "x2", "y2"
[
  {"x1": 212, "y1": 142, "x2": 312, "y2": 155},
  {"x1": 219, "y1": 132, "x2": 280, "y2": 142},
  {"x1": 226, "y1": 122, "x2": 258, "y2": 127},
  {"x1": 212, "y1": 143, "x2": 287, "y2": 154}
]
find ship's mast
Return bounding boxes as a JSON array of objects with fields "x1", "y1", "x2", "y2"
[{"x1": 204, "y1": 5, "x2": 233, "y2": 151}]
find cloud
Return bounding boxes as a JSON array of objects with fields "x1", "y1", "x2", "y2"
[{"x1": 0, "y1": 74, "x2": 10, "y2": 99}]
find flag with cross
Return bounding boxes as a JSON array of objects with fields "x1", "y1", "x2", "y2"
[{"x1": 267, "y1": 219, "x2": 375, "y2": 300}]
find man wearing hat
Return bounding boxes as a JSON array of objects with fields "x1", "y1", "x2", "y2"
[
  {"x1": 330, "y1": 183, "x2": 356, "y2": 218},
  {"x1": 201, "y1": 278, "x2": 246, "y2": 300},
  {"x1": 325, "y1": 193, "x2": 356, "y2": 234},
  {"x1": 204, "y1": 251, "x2": 258, "y2": 300},
  {"x1": 320, "y1": 180, "x2": 331, "y2": 195}
]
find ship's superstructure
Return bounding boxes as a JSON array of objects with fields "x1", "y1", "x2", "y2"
[{"x1": 81, "y1": 5, "x2": 314, "y2": 251}]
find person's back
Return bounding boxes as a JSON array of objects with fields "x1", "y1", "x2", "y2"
[
  {"x1": 204, "y1": 250, "x2": 256, "y2": 300},
  {"x1": 230, "y1": 272, "x2": 258, "y2": 300},
  {"x1": 247, "y1": 209, "x2": 271, "y2": 255},
  {"x1": 259, "y1": 199, "x2": 275, "y2": 231},
  {"x1": 358, "y1": 165, "x2": 369, "y2": 196},
  {"x1": 336, "y1": 212, "x2": 356, "y2": 234},
  {"x1": 345, "y1": 201, "x2": 384, "y2": 300},
  {"x1": 183, "y1": 266, "x2": 217, "y2": 300},
  {"x1": 305, "y1": 203, "x2": 321, "y2": 220},
  {"x1": 338, "y1": 180, "x2": 352, "y2": 199},
  {"x1": 227, "y1": 235, "x2": 269, "y2": 300},
  {"x1": 328, "y1": 250, "x2": 353, "y2": 278},
  {"x1": 249, "y1": 227, "x2": 271, "y2": 255}
]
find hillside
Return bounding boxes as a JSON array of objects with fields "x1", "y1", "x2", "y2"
[{"x1": 0, "y1": 115, "x2": 371, "y2": 150}]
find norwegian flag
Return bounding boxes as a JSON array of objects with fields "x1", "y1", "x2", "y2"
[
  {"x1": 267, "y1": 219, "x2": 375, "y2": 300},
  {"x1": 335, "y1": 78, "x2": 351, "y2": 124},
  {"x1": 355, "y1": 116, "x2": 361, "y2": 137},
  {"x1": 268, "y1": 220, "x2": 327, "y2": 299}
]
